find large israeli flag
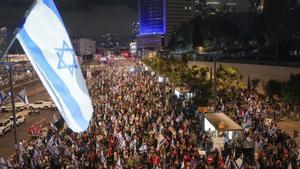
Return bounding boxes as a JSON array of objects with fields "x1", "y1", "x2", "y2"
[{"x1": 16, "y1": 0, "x2": 93, "y2": 132}]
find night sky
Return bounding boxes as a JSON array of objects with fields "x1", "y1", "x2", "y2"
[{"x1": 0, "y1": 0, "x2": 249, "y2": 46}]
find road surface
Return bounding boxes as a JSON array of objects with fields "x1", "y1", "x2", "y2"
[
  {"x1": 0, "y1": 73, "x2": 94, "y2": 159},
  {"x1": 0, "y1": 81, "x2": 52, "y2": 159},
  {"x1": 0, "y1": 109, "x2": 54, "y2": 159}
]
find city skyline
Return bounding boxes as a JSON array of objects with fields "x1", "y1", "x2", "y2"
[{"x1": 0, "y1": 0, "x2": 250, "y2": 46}]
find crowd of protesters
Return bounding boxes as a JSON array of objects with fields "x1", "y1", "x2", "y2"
[
  {"x1": 0, "y1": 62, "x2": 36, "y2": 89},
  {"x1": 215, "y1": 87, "x2": 300, "y2": 168},
  {"x1": 0, "y1": 59, "x2": 299, "y2": 169}
]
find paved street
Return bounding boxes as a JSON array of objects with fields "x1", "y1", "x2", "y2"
[
  {"x1": 0, "y1": 77, "x2": 92, "y2": 159},
  {"x1": 0, "y1": 110, "x2": 54, "y2": 159},
  {"x1": 0, "y1": 81, "x2": 52, "y2": 159}
]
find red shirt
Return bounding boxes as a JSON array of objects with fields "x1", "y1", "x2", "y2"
[
  {"x1": 184, "y1": 155, "x2": 191, "y2": 162},
  {"x1": 152, "y1": 155, "x2": 160, "y2": 165}
]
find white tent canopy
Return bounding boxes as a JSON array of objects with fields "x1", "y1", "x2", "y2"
[{"x1": 204, "y1": 113, "x2": 243, "y2": 131}]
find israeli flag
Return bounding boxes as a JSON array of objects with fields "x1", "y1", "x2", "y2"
[
  {"x1": 17, "y1": 89, "x2": 29, "y2": 105},
  {"x1": 0, "y1": 91, "x2": 8, "y2": 105},
  {"x1": 234, "y1": 155, "x2": 243, "y2": 169},
  {"x1": 16, "y1": 0, "x2": 93, "y2": 132}
]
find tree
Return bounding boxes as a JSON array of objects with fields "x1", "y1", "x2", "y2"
[
  {"x1": 282, "y1": 74, "x2": 300, "y2": 106},
  {"x1": 190, "y1": 79, "x2": 213, "y2": 106},
  {"x1": 250, "y1": 78, "x2": 260, "y2": 91},
  {"x1": 192, "y1": 16, "x2": 204, "y2": 49},
  {"x1": 251, "y1": 0, "x2": 300, "y2": 60},
  {"x1": 216, "y1": 65, "x2": 242, "y2": 90},
  {"x1": 169, "y1": 22, "x2": 193, "y2": 51},
  {"x1": 265, "y1": 79, "x2": 283, "y2": 99}
]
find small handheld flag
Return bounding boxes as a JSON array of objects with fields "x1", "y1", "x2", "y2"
[
  {"x1": 17, "y1": 89, "x2": 29, "y2": 105},
  {"x1": 16, "y1": 0, "x2": 93, "y2": 132},
  {"x1": 0, "y1": 91, "x2": 8, "y2": 106}
]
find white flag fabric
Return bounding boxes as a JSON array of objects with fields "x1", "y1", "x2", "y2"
[
  {"x1": 16, "y1": 0, "x2": 93, "y2": 132},
  {"x1": 181, "y1": 161, "x2": 185, "y2": 169},
  {"x1": 116, "y1": 157, "x2": 123, "y2": 169},
  {"x1": 17, "y1": 89, "x2": 29, "y2": 105},
  {"x1": 139, "y1": 144, "x2": 147, "y2": 154},
  {"x1": 130, "y1": 139, "x2": 137, "y2": 151},
  {"x1": 156, "y1": 133, "x2": 166, "y2": 149},
  {"x1": 234, "y1": 155, "x2": 243, "y2": 169}
]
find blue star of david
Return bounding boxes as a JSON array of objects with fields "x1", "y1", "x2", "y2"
[{"x1": 55, "y1": 40, "x2": 78, "y2": 75}]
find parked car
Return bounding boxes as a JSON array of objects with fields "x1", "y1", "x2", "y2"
[
  {"x1": 0, "y1": 119, "x2": 12, "y2": 136},
  {"x1": 9, "y1": 114, "x2": 25, "y2": 126},
  {"x1": 2, "y1": 102, "x2": 27, "y2": 112},
  {"x1": 29, "y1": 101, "x2": 55, "y2": 110},
  {"x1": 28, "y1": 109, "x2": 41, "y2": 115}
]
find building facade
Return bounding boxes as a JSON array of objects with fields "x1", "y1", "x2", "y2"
[
  {"x1": 137, "y1": 0, "x2": 194, "y2": 50},
  {"x1": 0, "y1": 27, "x2": 8, "y2": 55},
  {"x1": 131, "y1": 22, "x2": 140, "y2": 42},
  {"x1": 194, "y1": 0, "x2": 207, "y2": 16},
  {"x1": 73, "y1": 38, "x2": 96, "y2": 56}
]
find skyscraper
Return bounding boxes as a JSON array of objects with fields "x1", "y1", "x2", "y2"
[
  {"x1": 131, "y1": 22, "x2": 140, "y2": 42},
  {"x1": 194, "y1": 0, "x2": 207, "y2": 16},
  {"x1": 73, "y1": 38, "x2": 96, "y2": 57},
  {"x1": 137, "y1": 0, "x2": 194, "y2": 50},
  {"x1": 0, "y1": 27, "x2": 8, "y2": 55}
]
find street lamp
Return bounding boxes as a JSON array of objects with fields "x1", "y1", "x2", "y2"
[{"x1": 213, "y1": 56, "x2": 217, "y2": 111}]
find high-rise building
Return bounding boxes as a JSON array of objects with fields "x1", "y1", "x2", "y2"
[
  {"x1": 100, "y1": 34, "x2": 120, "y2": 50},
  {"x1": 131, "y1": 22, "x2": 140, "y2": 42},
  {"x1": 0, "y1": 27, "x2": 8, "y2": 55},
  {"x1": 137, "y1": 0, "x2": 194, "y2": 50},
  {"x1": 194, "y1": 0, "x2": 207, "y2": 16},
  {"x1": 73, "y1": 38, "x2": 96, "y2": 56}
]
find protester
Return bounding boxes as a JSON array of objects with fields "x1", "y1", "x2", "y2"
[
  {"x1": 0, "y1": 62, "x2": 36, "y2": 89},
  {"x1": 0, "y1": 59, "x2": 299, "y2": 169}
]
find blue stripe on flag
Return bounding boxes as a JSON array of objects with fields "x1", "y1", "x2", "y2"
[
  {"x1": 42, "y1": 0, "x2": 64, "y2": 24},
  {"x1": 18, "y1": 28, "x2": 88, "y2": 130},
  {"x1": 18, "y1": 95, "x2": 25, "y2": 103}
]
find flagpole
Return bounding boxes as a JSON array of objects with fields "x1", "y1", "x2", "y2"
[
  {"x1": 8, "y1": 63, "x2": 18, "y2": 154},
  {"x1": 0, "y1": 2, "x2": 37, "y2": 168},
  {"x1": 0, "y1": 61, "x2": 20, "y2": 168},
  {"x1": 1, "y1": 25, "x2": 22, "y2": 169}
]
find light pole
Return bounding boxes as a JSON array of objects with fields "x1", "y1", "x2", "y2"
[
  {"x1": 0, "y1": 27, "x2": 22, "y2": 169},
  {"x1": 0, "y1": 62, "x2": 20, "y2": 168},
  {"x1": 8, "y1": 63, "x2": 18, "y2": 146},
  {"x1": 213, "y1": 56, "x2": 217, "y2": 111}
]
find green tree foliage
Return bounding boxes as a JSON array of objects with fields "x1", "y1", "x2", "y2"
[
  {"x1": 190, "y1": 79, "x2": 213, "y2": 106},
  {"x1": 216, "y1": 65, "x2": 242, "y2": 90},
  {"x1": 265, "y1": 79, "x2": 283, "y2": 98},
  {"x1": 142, "y1": 57, "x2": 213, "y2": 106},
  {"x1": 169, "y1": 23, "x2": 193, "y2": 51},
  {"x1": 283, "y1": 74, "x2": 300, "y2": 105},
  {"x1": 170, "y1": 15, "x2": 240, "y2": 51},
  {"x1": 250, "y1": 78, "x2": 260, "y2": 91},
  {"x1": 251, "y1": 0, "x2": 300, "y2": 60}
]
